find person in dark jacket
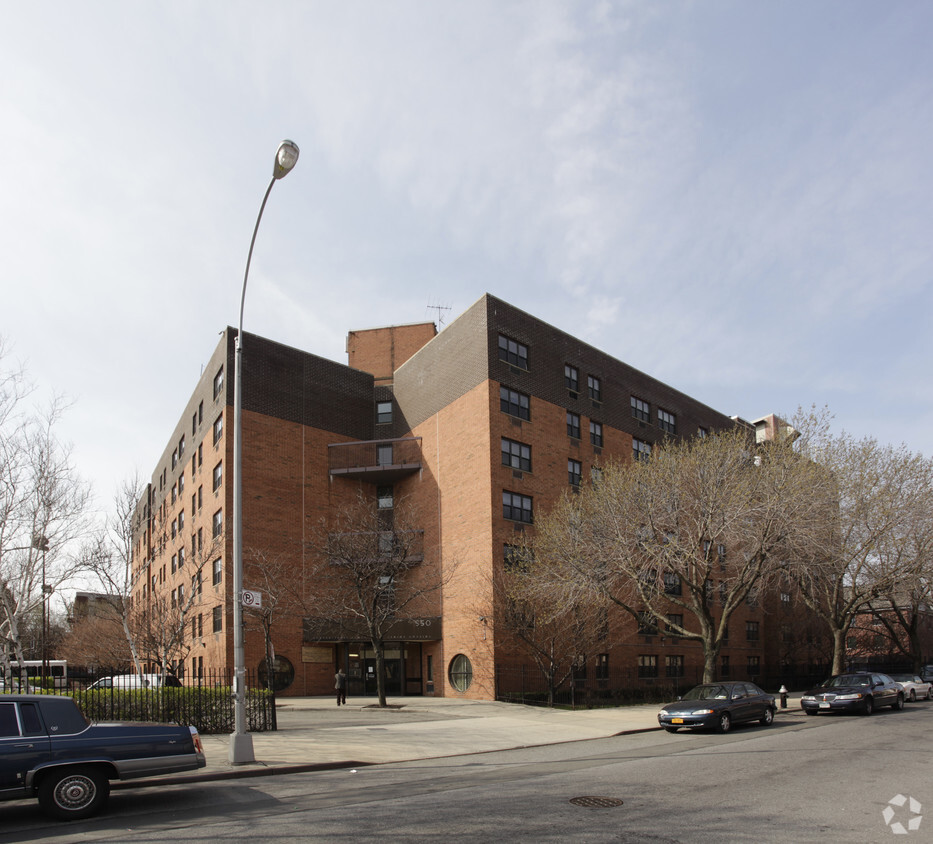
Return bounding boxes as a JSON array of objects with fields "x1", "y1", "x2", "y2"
[{"x1": 335, "y1": 668, "x2": 347, "y2": 705}]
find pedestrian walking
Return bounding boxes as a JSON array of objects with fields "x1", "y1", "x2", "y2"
[{"x1": 335, "y1": 667, "x2": 347, "y2": 705}]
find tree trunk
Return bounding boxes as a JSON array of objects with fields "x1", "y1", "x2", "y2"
[
  {"x1": 831, "y1": 627, "x2": 847, "y2": 675},
  {"x1": 374, "y1": 642, "x2": 387, "y2": 707},
  {"x1": 702, "y1": 640, "x2": 720, "y2": 684}
]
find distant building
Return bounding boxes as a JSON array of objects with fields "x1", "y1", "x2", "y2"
[{"x1": 131, "y1": 293, "x2": 823, "y2": 697}]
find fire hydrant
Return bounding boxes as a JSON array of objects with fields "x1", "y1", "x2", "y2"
[{"x1": 779, "y1": 684, "x2": 788, "y2": 709}]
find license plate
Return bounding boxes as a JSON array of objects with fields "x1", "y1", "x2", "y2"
[
  {"x1": 671, "y1": 718, "x2": 684, "y2": 724},
  {"x1": 819, "y1": 702, "x2": 831, "y2": 709}
]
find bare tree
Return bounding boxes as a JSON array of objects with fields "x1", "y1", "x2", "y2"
[
  {"x1": 532, "y1": 425, "x2": 823, "y2": 684},
  {"x1": 0, "y1": 346, "x2": 91, "y2": 682},
  {"x1": 788, "y1": 414, "x2": 930, "y2": 675},
  {"x1": 490, "y1": 544, "x2": 608, "y2": 705},
  {"x1": 242, "y1": 546, "x2": 306, "y2": 691},
  {"x1": 304, "y1": 490, "x2": 450, "y2": 707}
]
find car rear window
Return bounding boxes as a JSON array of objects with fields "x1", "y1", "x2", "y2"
[
  {"x1": 38, "y1": 697, "x2": 90, "y2": 734},
  {"x1": 0, "y1": 702, "x2": 19, "y2": 737}
]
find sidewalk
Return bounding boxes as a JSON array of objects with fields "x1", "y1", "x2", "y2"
[{"x1": 117, "y1": 694, "x2": 804, "y2": 788}]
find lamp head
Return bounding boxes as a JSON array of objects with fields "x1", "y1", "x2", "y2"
[{"x1": 273, "y1": 140, "x2": 300, "y2": 179}]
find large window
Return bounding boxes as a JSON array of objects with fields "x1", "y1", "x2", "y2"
[
  {"x1": 213, "y1": 415, "x2": 223, "y2": 445},
  {"x1": 666, "y1": 655, "x2": 685, "y2": 678},
  {"x1": 501, "y1": 437, "x2": 532, "y2": 471},
  {"x1": 498, "y1": 335, "x2": 528, "y2": 369},
  {"x1": 589, "y1": 421, "x2": 603, "y2": 447},
  {"x1": 588, "y1": 375, "x2": 601, "y2": 401},
  {"x1": 503, "y1": 491, "x2": 533, "y2": 524},
  {"x1": 212, "y1": 509, "x2": 223, "y2": 539},
  {"x1": 567, "y1": 412, "x2": 580, "y2": 440},
  {"x1": 213, "y1": 461, "x2": 222, "y2": 492},
  {"x1": 212, "y1": 557, "x2": 222, "y2": 585},
  {"x1": 631, "y1": 396, "x2": 650, "y2": 422},
  {"x1": 499, "y1": 386, "x2": 530, "y2": 421},
  {"x1": 637, "y1": 611, "x2": 658, "y2": 636},
  {"x1": 212, "y1": 606, "x2": 223, "y2": 633},
  {"x1": 633, "y1": 439, "x2": 651, "y2": 462},
  {"x1": 213, "y1": 366, "x2": 224, "y2": 400},
  {"x1": 376, "y1": 401, "x2": 393, "y2": 425},
  {"x1": 638, "y1": 655, "x2": 658, "y2": 678},
  {"x1": 658, "y1": 409, "x2": 676, "y2": 435},
  {"x1": 448, "y1": 654, "x2": 473, "y2": 692},
  {"x1": 746, "y1": 621, "x2": 760, "y2": 641},
  {"x1": 564, "y1": 364, "x2": 579, "y2": 392},
  {"x1": 568, "y1": 459, "x2": 582, "y2": 487}
]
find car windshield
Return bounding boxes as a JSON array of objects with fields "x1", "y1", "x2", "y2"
[
  {"x1": 681, "y1": 684, "x2": 730, "y2": 701},
  {"x1": 826, "y1": 674, "x2": 871, "y2": 688},
  {"x1": 889, "y1": 675, "x2": 916, "y2": 683}
]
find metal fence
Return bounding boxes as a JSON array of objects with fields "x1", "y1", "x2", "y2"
[
  {"x1": 495, "y1": 664, "x2": 826, "y2": 709},
  {"x1": 64, "y1": 669, "x2": 276, "y2": 734}
]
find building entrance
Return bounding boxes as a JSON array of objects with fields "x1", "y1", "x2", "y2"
[{"x1": 342, "y1": 642, "x2": 422, "y2": 696}]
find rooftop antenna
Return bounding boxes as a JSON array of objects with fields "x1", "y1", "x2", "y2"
[{"x1": 426, "y1": 299, "x2": 451, "y2": 327}]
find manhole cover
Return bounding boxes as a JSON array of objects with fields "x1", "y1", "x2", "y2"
[{"x1": 570, "y1": 796, "x2": 624, "y2": 809}]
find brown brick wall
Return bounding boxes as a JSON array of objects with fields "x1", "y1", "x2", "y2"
[{"x1": 347, "y1": 323, "x2": 437, "y2": 385}]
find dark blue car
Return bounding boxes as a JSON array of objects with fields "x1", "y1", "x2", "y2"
[{"x1": 0, "y1": 694, "x2": 205, "y2": 820}]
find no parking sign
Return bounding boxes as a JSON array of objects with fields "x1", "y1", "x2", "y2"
[{"x1": 241, "y1": 589, "x2": 262, "y2": 608}]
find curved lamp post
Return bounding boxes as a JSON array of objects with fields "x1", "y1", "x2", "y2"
[{"x1": 230, "y1": 140, "x2": 299, "y2": 765}]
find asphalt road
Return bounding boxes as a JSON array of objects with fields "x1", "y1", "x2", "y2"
[{"x1": 4, "y1": 702, "x2": 931, "y2": 843}]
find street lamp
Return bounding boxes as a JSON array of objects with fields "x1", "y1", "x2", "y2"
[{"x1": 230, "y1": 140, "x2": 299, "y2": 765}]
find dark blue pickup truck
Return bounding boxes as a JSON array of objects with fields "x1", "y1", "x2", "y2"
[{"x1": 0, "y1": 694, "x2": 206, "y2": 820}]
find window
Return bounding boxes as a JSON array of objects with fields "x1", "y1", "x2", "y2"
[
  {"x1": 638, "y1": 655, "x2": 658, "y2": 678},
  {"x1": 587, "y1": 375, "x2": 601, "y2": 401},
  {"x1": 665, "y1": 655, "x2": 685, "y2": 678},
  {"x1": 568, "y1": 459, "x2": 582, "y2": 487},
  {"x1": 172, "y1": 448, "x2": 178, "y2": 469},
  {"x1": 171, "y1": 483, "x2": 177, "y2": 504},
  {"x1": 178, "y1": 474, "x2": 185, "y2": 494},
  {"x1": 590, "y1": 466, "x2": 602, "y2": 485},
  {"x1": 197, "y1": 486, "x2": 203, "y2": 511},
  {"x1": 717, "y1": 544, "x2": 726, "y2": 565},
  {"x1": 721, "y1": 655, "x2": 730, "y2": 677},
  {"x1": 658, "y1": 409, "x2": 676, "y2": 435},
  {"x1": 503, "y1": 491, "x2": 533, "y2": 524},
  {"x1": 178, "y1": 435, "x2": 186, "y2": 457},
  {"x1": 213, "y1": 415, "x2": 223, "y2": 445},
  {"x1": 377, "y1": 486, "x2": 394, "y2": 509},
  {"x1": 631, "y1": 396, "x2": 650, "y2": 422},
  {"x1": 633, "y1": 439, "x2": 651, "y2": 462},
  {"x1": 177, "y1": 510, "x2": 185, "y2": 532},
  {"x1": 746, "y1": 621, "x2": 760, "y2": 641},
  {"x1": 171, "y1": 520, "x2": 177, "y2": 540},
  {"x1": 564, "y1": 364, "x2": 579, "y2": 392},
  {"x1": 589, "y1": 421, "x2": 603, "y2": 447},
  {"x1": 213, "y1": 367, "x2": 224, "y2": 400},
  {"x1": 212, "y1": 606, "x2": 223, "y2": 633},
  {"x1": 212, "y1": 557, "x2": 222, "y2": 585},
  {"x1": 171, "y1": 553, "x2": 177, "y2": 574},
  {"x1": 376, "y1": 401, "x2": 393, "y2": 425},
  {"x1": 501, "y1": 438, "x2": 531, "y2": 471},
  {"x1": 698, "y1": 426, "x2": 708, "y2": 438},
  {"x1": 499, "y1": 386, "x2": 530, "y2": 420},
  {"x1": 637, "y1": 612, "x2": 658, "y2": 636},
  {"x1": 747, "y1": 656, "x2": 761, "y2": 676},
  {"x1": 377, "y1": 444, "x2": 393, "y2": 466},
  {"x1": 213, "y1": 461, "x2": 223, "y2": 492},
  {"x1": 595, "y1": 653, "x2": 609, "y2": 680},
  {"x1": 448, "y1": 654, "x2": 474, "y2": 692},
  {"x1": 504, "y1": 543, "x2": 526, "y2": 571},
  {"x1": 177, "y1": 547, "x2": 185, "y2": 568},
  {"x1": 498, "y1": 335, "x2": 528, "y2": 369},
  {"x1": 781, "y1": 591, "x2": 791, "y2": 606},
  {"x1": 567, "y1": 412, "x2": 580, "y2": 439},
  {"x1": 212, "y1": 509, "x2": 223, "y2": 539},
  {"x1": 666, "y1": 614, "x2": 684, "y2": 636},
  {"x1": 663, "y1": 571, "x2": 681, "y2": 595}
]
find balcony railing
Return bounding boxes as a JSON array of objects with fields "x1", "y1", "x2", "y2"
[{"x1": 328, "y1": 437, "x2": 422, "y2": 482}]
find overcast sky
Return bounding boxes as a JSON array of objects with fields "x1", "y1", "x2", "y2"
[{"x1": 3, "y1": 1, "x2": 931, "y2": 522}]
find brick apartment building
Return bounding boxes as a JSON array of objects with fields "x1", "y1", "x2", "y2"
[{"x1": 130, "y1": 294, "x2": 825, "y2": 699}]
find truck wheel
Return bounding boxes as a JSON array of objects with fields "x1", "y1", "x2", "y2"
[{"x1": 38, "y1": 767, "x2": 110, "y2": 820}]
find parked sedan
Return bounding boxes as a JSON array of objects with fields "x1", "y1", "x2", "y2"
[
  {"x1": 0, "y1": 694, "x2": 205, "y2": 820},
  {"x1": 800, "y1": 673, "x2": 905, "y2": 716},
  {"x1": 889, "y1": 674, "x2": 933, "y2": 702},
  {"x1": 658, "y1": 682, "x2": 776, "y2": 733}
]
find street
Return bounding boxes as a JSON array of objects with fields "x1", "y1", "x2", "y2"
[{"x1": 3, "y1": 703, "x2": 931, "y2": 843}]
